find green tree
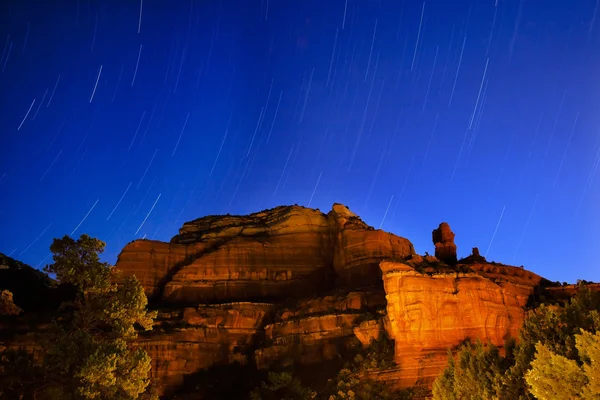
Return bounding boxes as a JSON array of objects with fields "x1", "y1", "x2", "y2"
[
  {"x1": 525, "y1": 330, "x2": 600, "y2": 400},
  {"x1": 0, "y1": 234, "x2": 158, "y2": 400},
  {"x1": 499, "y1": 287, "x2": 600, "y2": 399},
  {"x1": 323, "y1": 367, "x2": 396, "y2": 400},
  {"x1": 0, "y1": 348, "x2": 45, "y2": 399},
  {"x1": 432, "y1": 353, "x2": 457, "y2": 400},
  {"x1": 321, "y1": 334, "x2": 398, "y2": 400},
  {"x1": 431, "y1": 341, "x2": 503, "y2": 400},
  {"x1": 249, "y1": 371, "x2": 315, "y2": 400}
]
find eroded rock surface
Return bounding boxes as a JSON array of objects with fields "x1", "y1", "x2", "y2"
[
  {"x1": 255, "y1": 291, "x2": 386, "y2": 369},
  {"x1": 136, "y1": 302, "x2": 273, "y2": 395},
  {"x1": 380, "y1": 260, "x2": 542, "y2": 388},
  {"x1": 116, "y1": 204, "x2": 415, "y2": 304}
]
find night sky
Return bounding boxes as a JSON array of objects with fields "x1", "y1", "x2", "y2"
[{"x1": 1, "y1": 1, "x2": 599, "y2": 284}]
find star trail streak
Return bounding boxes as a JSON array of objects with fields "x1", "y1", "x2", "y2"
[{"x1": 89, "y1": 65, "x2": 102, "y2": 103}]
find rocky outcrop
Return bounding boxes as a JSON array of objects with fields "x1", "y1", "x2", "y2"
[
  {"x1": 380, "y1": 260, "x2": 542, "y2": 388},
  {"x1": 122, "y1": 290, "x2": 390, "y2": 394},
  {"x1": 328, "y1": 204, "x2": 414, "y2": 286},
  {"x1": 115, "y1": 204, "x2": 415, "y2": 304},
  {"x1": 432, "y1": 222, "x2": 457, "y2": 264},
  {"x1": 544, "y1": 282, "x2": 600, "y2": 300},
  {"x1": 354, "y1": 319, "x2": 387, "y2": 346},
  {"x1": 0, "y1": 290, "x2": 22, "y2": 316},
  {"x1": 0, "y1": 252, "x2": 64, "y2": 312},
  {"x1": 136, "y1": 302, "x2": 273, "y2": 396},
  {"x1": 112, "y1": 203, "x2": 418, "y2": 394},
  {"x1": 459, "y1": 247, "x2": 487, "y2": 264}
]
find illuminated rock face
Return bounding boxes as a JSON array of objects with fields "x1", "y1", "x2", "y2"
[
  {"x1": 115, "y1": 204, "x2": 415, "y2": 304},
  {"x1": 135, "y1": 290, "x2": 388, "y2": 396},
  {"x1": 109, "y1": 205, "x2": 547, "y2": 393},
  {"x1": 379, "y1": 260, "x2": 542, "y2": 388}
]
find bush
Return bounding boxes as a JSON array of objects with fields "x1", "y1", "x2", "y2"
[
  {"x1": 432, "y1": 342, "x2": 503, "y2": 400},
  {"x1": 249, "y1": 333, "x2": 400, "y2": 400},
  {"x1": 524, "y1": 330, "x2": 600, "y2": 400},
  {"x1": 321, "y1": 333, "x2": 397, "y2": 400},
  {"x1": 250, "y1": 371, "x2": 315, "y2": 400}
]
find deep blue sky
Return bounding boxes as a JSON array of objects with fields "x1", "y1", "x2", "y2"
[{"x1": 1, "y1": 0, "x2": 599, "y2": 284}]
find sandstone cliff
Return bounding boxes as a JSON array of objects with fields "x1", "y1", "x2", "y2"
[
  {"x1": 0, "y1": 204, "x2": 575, "y2": 398},
  {"x1": 111, "y1": 204, "x2": 551, "y2": 395},
  {"x1": 115, "y1": 204, "x2": 415, "y2": 304},
  {"x1": 379, "y1": 259, "x2": 541, "y2": 388}
]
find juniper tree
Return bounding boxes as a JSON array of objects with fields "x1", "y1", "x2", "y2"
[{"x1": 0, "y1": 234, "x2": 158, "y2": 400}]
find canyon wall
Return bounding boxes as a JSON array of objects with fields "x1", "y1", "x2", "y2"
[{"x1": 379, "y1": 260, "x2": 541, "y2": 388}]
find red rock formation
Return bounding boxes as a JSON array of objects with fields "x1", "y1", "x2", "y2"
[
  {"x1": 432, "y1": 222, "x2": 457, "y2": 264},
  {"x1": 255, "y1": 291, "x2": 386, "y2": 369},
  {"x1": 115, "y1": 204, "x2": 414, "y2": 304},
  {"x1": 459, "y1": 247, "x2": 487, "y2": 264},
  {"x1": 136, "y1": 302, "x2": 273, "y2": 395},
  {"x1": 110, "y1": 204, "x2": 418, "y2": 393},
  {"x1": 354, "y1": 319, "x2": 386, "y2": 347},
  {"x1": 379, "y1": 260, "x2": 542, "y2": 388},
  {"x1": 110, "y1": 207, "x2": 561, "y2": 394},
  {"x1": 117, "y1": 206, "x2": 334, "y2": 303},
  {"x1": 328, "y1": 204, "x2": 414, "y2": 286},
  {"x1": 115, "y1": 240, "x2": 192, "y2": 299}
]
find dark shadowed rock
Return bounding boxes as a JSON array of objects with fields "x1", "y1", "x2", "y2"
[
  {"x1": 459, "y1": 247, "x2": 487, "y2": 264},
  {"x1": 0, "y1": 253, "x2": 71, "y2": 312}
]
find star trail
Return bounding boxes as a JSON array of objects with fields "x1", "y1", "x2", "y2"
[{"x1": 0, "y1": 0, "x2": 599, "y2": 284}]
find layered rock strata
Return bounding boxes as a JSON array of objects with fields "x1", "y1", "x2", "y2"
[
  {"x1": 136, "y1": 302, "x2": 273, "y2": 395},
  {"x1": 113, "y1": 204, "x2": 417, "y2": 393},
  {"x1": 255, "y1": 291, "x2": 387, "y2": 369},
  {"x1": 379, "y1": 260, "x2": 542, "y2": 388},
  {"x1": 115, "y1": 204, "x2": 415, "y2": 304}
]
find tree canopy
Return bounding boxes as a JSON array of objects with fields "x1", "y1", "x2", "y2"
[
  {"x1": 432, "y1": 285, "x2": 600, "y2": 400},
  {"x1": 525, "y1": 329, "x2": 600, "y2": 400},
  {"x1": 0, "y1": 234, "x2": 158, "y2": 400}
]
